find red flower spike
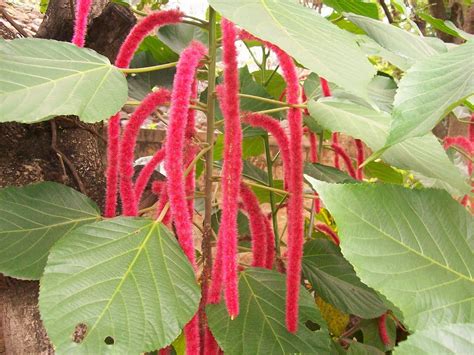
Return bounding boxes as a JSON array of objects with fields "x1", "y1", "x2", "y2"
[
  {"x1": 71, "y1": 0, "x2": 92, "y2": 48},
  {"x1": 378, "y1": 313, "x2": 391, "y2": 347},
  {"x1": 204, "y1": 326, "x2": 221, "y2": 355},
  {"x1": 308, "y1": 132, "x2": 318, "y2": 163},
  {"x1": 115, "y1": 10, "x2": 183, "y2": 69},
  {"x1": 332, "y1": 143, "x2": 357, "y2": 179},
  {"x1": 134, "y1": 148, "x2": 166, "y2": 204},
  {"x1": 165, "y1": 41, "x2": 206, "y2": 269},
  {"x1": 208, "y1": 241, "x2": 224, "y2": 304},
  {"x1": 119, "y1": 89, "x2": 170, "y2": 216},
  {"x1": 271, "y1": 46, "x2": 304, "y2": 334},
  {"x1": 332, "y1": 132, "x2": 340, "y2": 169},
  {"x1": 184, "y1": 144, "x2": 198, "y2": 217},
  {"x1": 355, "y1": 139, "x2": 364, "y2": 180},
  {"x1": 242, "y1": 113, "x2": 291, "y2": 189},
  {"x1": 105, "y1": 114, "x2": 121, "y2": 218},
  {"x1": 314, "y1": 196, "x2": 321, "y2": 214},
  {"x1": 263, "y1": 215, "x2": 275, "y2": 269},
  {"x1": 469, "y1": 113, "x2": 474, "y2": 144},
  {"x1": 184, "y1": 314, "x2": 200, "y2": 355},
  {"x1": 158, "y1": 347, "x2": 171, "y2": 355},
  {"x1": 209, "y1": 19, "x2": 242, "y2": 318},
  {"x1": 240, "y1": 183, "x2": 267, "y2": 268},
  {"x1": 320, "y1": 77, "x2": 331, "y2": 97},
  {"x1": 315, "y1": 222, "x2": 340, "y2": 245}
]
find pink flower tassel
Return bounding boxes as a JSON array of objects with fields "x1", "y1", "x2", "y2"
[
  {"x1": 209, "y1": 19, "x2": 242, "y2": 318},
  {"x1": 115, "y1": 9, "x2": 183, "y2": 68},
  {"x1": 71, "y1": 0, "x2": 92, "y2": 48},
  {"x1": 242, "y1": 112, "x2": 291, "y2": 189},
  {"x1": 332, "y1": 143, "x2": 357, "y2": 179},
  {"x1": 105, "y1": 113, "x2": 121, "y2": 217},
  {"x1": 309, "y1": 132, "x2": 318, "y2": 163},
  {"x1": 165, "y1": 41, "x2": 206, "y2": 265},
  {"x1": 184, "y1": 314, "x2": 200, "y2": 355},
  {"x1": 378, "y1": 313, "x2": 391, "y2": 347},
  {"x1": 355, "y1": 139, "x2": 364, "y2": 180},
  {"x1": 204, "y1": 326, "x2": 221, "y2": 355},
  {"x1": 240, "y1": 183, "x2": 267, "y2": 268},
  {"x1": 263, "y1": 216, "x2": 275, "y2": 269},
  {"x1": 332, "y1": 132, "x2": 340, "y2": 169},
  {"x1": 119, "y1": 89, "x2": 170, "y2": 216}
]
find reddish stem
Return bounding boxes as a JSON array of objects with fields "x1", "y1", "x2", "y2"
[
  {"x1": 315, "y1": 222, "x2": 340, "y2": 245},
  {"x1": 355, "y1": 139, "x2": 364, "y2": 180}
]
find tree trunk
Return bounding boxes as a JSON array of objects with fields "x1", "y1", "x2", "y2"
[{"x1": 0, "y1": 1, "x2": 135, "y2": 353}]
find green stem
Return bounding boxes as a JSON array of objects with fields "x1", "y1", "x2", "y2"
[
  {"x1": 255, "y1": 107, "x2": 290, "y2": 115},
  {"x1": 263, "y1": 65, "x2": 280, "y2": 87},
  {"x1": 263, "y1": 134, "x2": 280, "y2": 255},
  {"x1": 243, "y1": 41, "x2": 261, "y2": 68},
  {"x1": 238, "y1": 93, "x2": 306, "y2": 108},
  {"x1": 260, "y1": 45, "x2": 267, "y2": 85},
  {"x1": 201, "y1": 6, "x2": 217, "y2": 310},
  {"x1": 119, "y1": 62, "x2": 178, "y2": 74}
]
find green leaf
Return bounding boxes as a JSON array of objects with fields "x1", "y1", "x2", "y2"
[
  {"x1": 158, "y1": 23, "x2": 209, "y2": 54},
  {"x1": 39, "y1": 217, "x2": 200, "y2": 354},
  {"x1": 0, "y1": 182, "x2": 100, "y2": 280},
  {"x1": 363, "y1": 161, "x2": 404, "y2": 184},
  {"x1": 307, "y1": 99, "x2": 470, "y2": 195},
  {"x1": 252, "y1": 69, "x2": 286, "y2": 99},
  {"x1": 138, "y1": 35, "x2": 179, "y2": 64},
  {"x1": 418, "y1": 13, "x2": 464, "y2": 39},
  {"x1": 302, "y1": 239, "x2": 387, "y2": 318},
  {"x1": 304, "y1": 162, "x2": 355, "y2": 184},
  {"x1": 206, "y1": 268, "x2": 333, "y2": 354},
  {"x1": 346, "y1": 13, "x2": 444, "y2": 64},
  {"x1": 214, "y1": 135, "x2": 264, "y2": 160},
  {"x1": 356, "y1": 35, "x2": 412, "y2": 71},
  {"x1": 386, "y1": 42, "x2": 474, "y2": 146},
  {"x1": 395, "y1": 323, "x2": 474, "y2": 354},
  {"x1": 314, "y1": 182, "x2": 474, "y2": 333},
  {"x1": 347, "y1": 342, "x2": 385, "y2": 355},
  {"x1": 323, "y1": 0, "x2": 379, "y2": 19},
  {"x1": 208, "y1": 0, "x2": 375, "y2": 99},
  {"x1": 0, "y1": 38, "x2": 128, "y2": 123},
  {"x1": 367, "y1": 75, "x2": 397, "y2": 113}
]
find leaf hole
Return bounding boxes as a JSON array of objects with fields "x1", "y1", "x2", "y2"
[
  {"x1": 72, "y1": 323, "x2": 88, "y2": 343},
  {"x1": 104, "y1": 336, "x2": 115, "y2": 345}
]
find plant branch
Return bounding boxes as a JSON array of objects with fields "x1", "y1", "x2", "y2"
[
  {"x1": 379, "y1": 0, "x2": 394, "y2": 23},
  {"x1": 263, "y1": 134, "x2": 280, "y2": 255},
  {"x1": 238, "y1": 93, "x2": 306, "y2": 108},
  {"x1": 119, "y1": 62, "x2": 178, "y2": 74}
]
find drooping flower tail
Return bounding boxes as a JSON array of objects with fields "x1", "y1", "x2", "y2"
[
  {"x1": 115, "y1": 10, "x2": 183, "y2": 69},
  {"x1": 209, "y1": 19, "x2": 242, "y2": 318},
  {"x1": 242, "y1": 112, "x2": 291, "y2": 188},
  {"x1": 263, "y1": 215, "x2": 275, "y2": 269},
  {"x1": 240, "y1": 183, "x2": 267, "y2": 268},
  {"x1": 378, "y1": 313, "x2": 391, "y2": 347},
  {"x1": 331, "y1": 143, "x2": 357, "y2": 179},
  {"x1": 119, "y1": 89, "x2": 170, "y2": 216},
  {"x1": 309, "y1": 131, "x2": 318, "y2": 163},
  {"x1": 71, "y1": 0, "x2": 92, "y2": 48}
]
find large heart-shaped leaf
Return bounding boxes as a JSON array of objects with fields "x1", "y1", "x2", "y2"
[
  {"x1": 346, "y1": 13, "x2": 444, "y2": 64},
  {"x1": 0, "y1": 182, "x2": 100, "y2": 280},
  {"x1": 208, "y1": 0, "x2": 375, "y2": 99},
  {"x1": 386, "y1": 42, "x2": 474, "y2": 146},
  {"x1": 302, "y1": 239, "x2": 386, "y2": 318},
  {"x1": 0, "y1": 38, "x2": 128, "y2": 123},
  {"x1": 39, "y1": 217, "x2": 200, "y2": 354},
  {"x1": 314, "y1": 182, "x2": 473, "y2": 335},
  {"x1": 307, "y1": 99, "x2": 470, "y2": 195},
  {"x1": 304, "y1": 163, "x2": 355, "y2": 184},
  {"x1": 206, "y1": 268, "x2": 333, "y2": 354}
]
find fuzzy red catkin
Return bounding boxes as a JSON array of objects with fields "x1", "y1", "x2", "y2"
[
  {"x1": 469, "y1": 113, "x2": 474, "y2": 144},
  {"x1": 208, "y1": 19, "x2": 242, "y2": 318},
  {"x1": 134, "y1": 148, "x2": 166, "y2": 204},
  {"x1": 184, "y1": 314, "x2": 200, "y2": 355},
  {"x1": 105, "y1": 10, "x2": 182, "y2": 217},
  {"x1": 263, "y1": 215, "x2": 275, "y2": 269},
  {"x1": 105, "y1": 114, "x2": 121, "y2": 217},
  {"x1": 355, "y1": 139, "x2": 364, "y2": 180},
  {"x1": 332, "y1": 132, "x2": 341, "y2": 169},
  {"x1": 240, "y1": 183, "x2": 267, "y2": 268},
  {"x1": 242, "y1": 112, "x2": 292, "y2": 188},
  {"x1": 119, "y1": 89, "x2": 170, "y2": 216},
  {"x1": 320, "y1": 77, "x2": 331, "y2": 97},
  {"x1": 315, "y1": 222, "x2": 340, "y2": 245},
  {"x1": 378, "y1": 313, "x2": 391, "y2": 347},
  {"x1": 332, "y1": 143, "x2": 357, "y2": 179},
  {"x1": 309, "y1": 132, "x2": 318, "y2": 163},
  {"x1": 165, "y1": 41, "x2": 206, "y2": 267},
  {"x1": 71, "y1": 0, "x2": 92, "y2": 48},
  {"x1": 271, "y1": 47, "x2": 304, "y2": 334},
  {"x1": 184, "y1": 144, "x2": 198, "y2": 217},
  {"x1": 115, "y1": 9, "x2": 183, "y2": 69},
  {"x1": 204, "y1": 325, "x2": 221, "y2": 355}
]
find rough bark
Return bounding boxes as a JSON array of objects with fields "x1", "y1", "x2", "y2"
[{"x1": 0, "y1": 1, "x2": 136, "y2": 353}]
